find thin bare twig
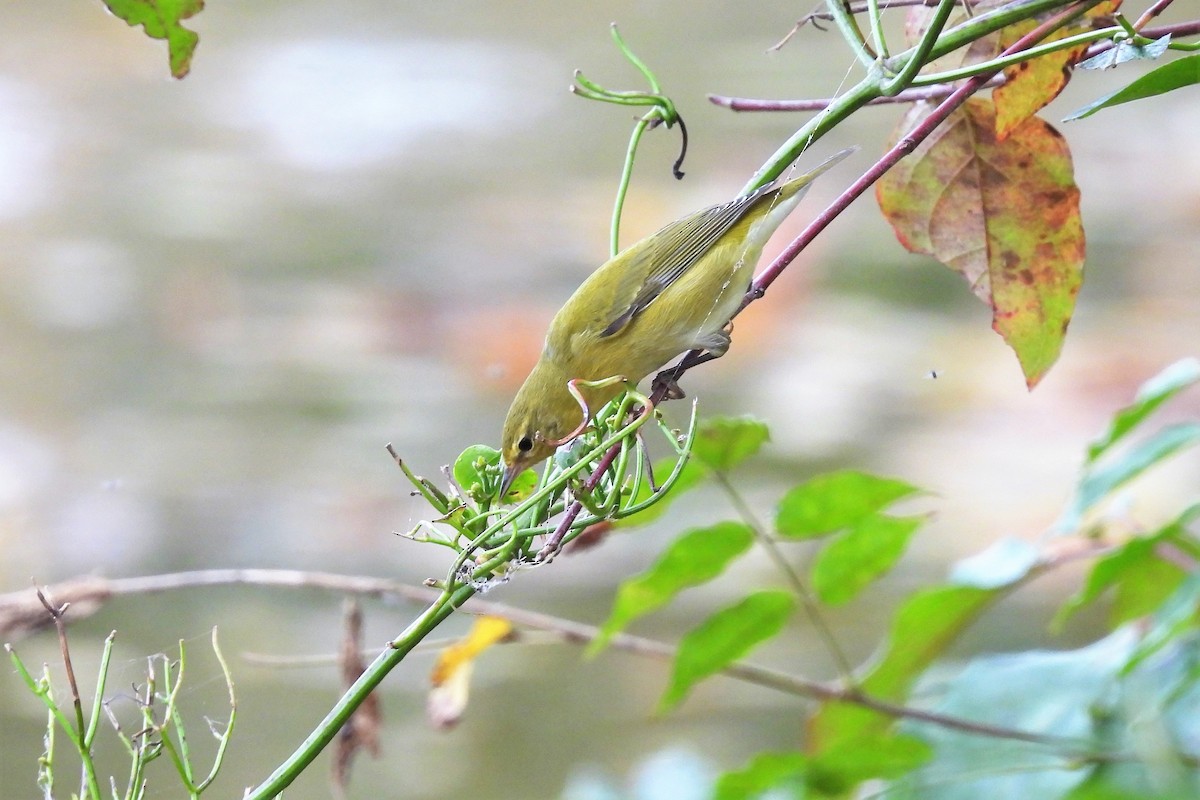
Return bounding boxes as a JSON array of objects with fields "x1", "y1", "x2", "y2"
[{"x1": 709, "y1": 76, "x2": 1005, "y2": 112}]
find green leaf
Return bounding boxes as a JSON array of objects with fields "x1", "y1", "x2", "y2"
[
  {"x1": 1086, "y1": 358, "x2": 1200, "y2": 464},
  {"x1": 950, "y1": 537, "x2": 1041, "y2": 589},
  {"x1": 1122, "y1": 572, "x2": 1200, "y2": 676},
  {"x1": 102, "y1": 0, "x2": 203, "y2": 79},
  {"x1": 807, "y1": 734, "x2": 933, "y2": 795},
  {"x1": 1054, "y1": 511, "x2": 1196, "y2": 630},
  {"x1": 714, "y1": 752, "x2": 808, "y2": 800},
  {"x1": 590, "y1": 522, "x2": 755, "y2": 654},
  {"x1": 808, "y1": 585, "x2": 998, "y2": 750},
  {"x1": 690, "y1": 416, "x2": 770, "y2": 472},
  {"x1": 776, "y1": 471, "x2": 922, "y2": 539},
  {"x1": 1065, "y1": 54, "x2": 1200, "y2": 121},
  {"x1": 453, "y1": 445, "x2": 500, "y2": 502},
  {"x1": 660, "y1": 590, "x2": 794, "y2": 711},
  {"x1": 812, "y1": 516, "x2": 924, "y2": 605},
  {"x1": 1058, "y1": 422, "x2": 1200, "y2": 532}
]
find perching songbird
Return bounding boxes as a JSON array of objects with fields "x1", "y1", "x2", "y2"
[{"x1": 500, "y1": 147, "x2": 855, "y2": 492}]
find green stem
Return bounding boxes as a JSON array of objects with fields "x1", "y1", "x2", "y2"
[
  {"x1": 245, "y1": 584, "x2": 476, "y2": 799},
  {"x1": 867, "y1": 0, "x2": 890, "y2": 58},
  {"x1": 742, "y1": 0, "x2": 1082, "y2": 192},
  {"x1": 825, "y1": 0, "x2": 877, "y2": 68},
  {"x1": 882, "y1": 0, "x2": 957, "y2": 95},
  {"x1": 914, "y1": 23, "x2": 1117, "y2": 84},
  {"x1": 612, "y1": 114, "x2": 653, "y2": 256}
]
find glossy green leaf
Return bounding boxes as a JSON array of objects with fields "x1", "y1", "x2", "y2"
[
  {"x1": 776, "y1": 471, "x2": 922, "y2": 539},
  {"x1": 808, "y1": 585, "x2": 998, "y2": 750},
  {"x1": 950, "y1": 537, "x2": 1041, "y2": 589},
  {"x1": 1086, "y1": 358, "x2": 1200, "y2": 464},
  {"x1": 590, "y1": 522, "x2": 754, "y2": 654},
  {"x1": 1058, "y1": 422, "x2": 1200, "y2": 532},
  {"x1": 714, "y1": 752, "x2": 807, "y2": 800},
  {"x1": 660, "y1": 590, "x2": 794, "y2": 711},
  {"x1": 102, "y1": 0, "x2": 203, "y2": 78},
  {"x1": 690, "y1": 416, "x2": 770, "y2": 472},
  {"x1": 453, "y1": 445, "x2": 500, "y2": 501},
  {"x1": 1065, "y1": 54, "x2": 1200, "y2": 121},
  {"x1": 812, "y1": 516, "x2": 924, "y2": 605}
]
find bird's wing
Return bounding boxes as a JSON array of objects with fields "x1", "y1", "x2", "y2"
[{"x1": 599, "y1": 182, "x2": 777, "y2": 338}]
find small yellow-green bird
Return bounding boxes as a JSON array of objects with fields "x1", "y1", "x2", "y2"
[{"x1": 500, "y1": 147, "x2": 854, "y2": 491}]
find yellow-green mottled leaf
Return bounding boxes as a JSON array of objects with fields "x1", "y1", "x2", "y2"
[
  {"x1": 777, "y1": 471, "x2": 922, "y2": 539},
  {"x1": 590, "y1": 521, "x2": 754, "y2": 654},
  {"x1": 812, "y1": 516, "x2": 924, "y2": 605},
  {"x1": 660, "y1": 590, "x2": 794, "y2": 711},
  {"x1": 102, "y1": 0, "x2": 203, "y2": 78},
  {"x1": 878, "y1": 97, "x2": 1084, "y2": 388},
  {"x1": 992, "y1": 2, "x2": 1120, "y2": 139}
]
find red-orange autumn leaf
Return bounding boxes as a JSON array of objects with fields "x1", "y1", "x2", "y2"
[
  {"x1": 877, "y1": 97, "x2": 1084, "y2": 388},
  {"x1": 993, "y1": 1, "x2": 1121, "y2": 139}
]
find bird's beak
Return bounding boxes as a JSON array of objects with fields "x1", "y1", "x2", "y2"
[{"x1": 498, "y1": 462, "x2": 520, "y2": 500}]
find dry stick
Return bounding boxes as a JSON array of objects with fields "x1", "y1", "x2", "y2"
[
  {"x1": 20, "y1": 566, "x2": 1096, "y2": 750},
  {"x1": 709, "y1": 77, "x2": 1006, "y2": 112},
  {"x1": 1134, "y1": 0, "x2": 1176, "y2": 30},
  {"x1": 36, "y1": 589, "x2": 86, "y2": 735}
]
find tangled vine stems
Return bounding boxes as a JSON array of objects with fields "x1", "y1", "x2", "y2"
[{"x1": 572, "y1": 23, "x2": 689, "y2": 256}]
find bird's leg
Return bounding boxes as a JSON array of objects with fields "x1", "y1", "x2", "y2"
[
  {"x1": 541, "y1": 375, "x2": 629, "y2": 447},
  {"x1": 651, "y1": 322, "x2": 734, "y2": 399}
]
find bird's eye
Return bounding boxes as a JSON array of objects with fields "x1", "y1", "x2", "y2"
[{"x1": 518, "y1": 436, "x2": 534, "y2": 453}]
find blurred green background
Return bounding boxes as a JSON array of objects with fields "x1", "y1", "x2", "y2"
[{"x1": 1, "y1": 1, "x2": 1198, "y2": 798}]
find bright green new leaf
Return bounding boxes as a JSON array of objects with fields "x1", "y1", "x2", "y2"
[
  {"x1": 453, "y1": 444, "x2": 535, "y2": 503},
  {"x1": 812, "y1": 515, "x2": 924, "y2": 605},
  {"x1": 1087, "y1": 358, "x2": 1200, "y2": 464},
  {"x1": 808, "y1": 585, "x2": 997, "y2": 750},
  {"x1": 714, "y1": 752, "x2": 808, "y2": 800},
  {"x1": 1058, "y1": 422, "x2": 1200, "y2": 532},
  {"x1": 660, "y1": 590, "x2": 794, "y2": 711},
  {"x1": 690, "y1": 416, "x2": 770, "y2": 472},
  {"x1": 950, "y1": 537, "x2": 1041, "y2": 589},
  {"x1": 590, "y1": 521, "x2": 754, "y2": 654},
  {"x1": 1065, "y1": 54, "x2": 1200, "y2": 121},
  {"x1": 102, "y1": 0, "x2": 204, "y2": 79},
  {"x1": 807, "y1": 733, "x2": 932, "y2": 795},
  {"x1": 777, "y1": 470, "x2": 922, "y2": 539}
]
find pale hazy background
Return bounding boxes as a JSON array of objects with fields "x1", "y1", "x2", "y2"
[{"x1": 1, "y1": 2, "x2": 1198, "y2": 798}]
